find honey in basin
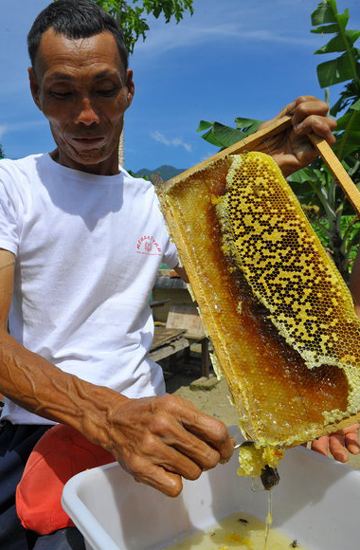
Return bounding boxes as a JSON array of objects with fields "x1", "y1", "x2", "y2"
[
  {"x1": 163, "y1": 512, "x2": 308, "y2": 550},
  {"x1": 155, "y1": 151, "x2": 360, "y2": 451}
]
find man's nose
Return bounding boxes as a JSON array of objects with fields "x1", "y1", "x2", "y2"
[{"x1": 75, "y1": 98, "x2": 100, "y2": 125}]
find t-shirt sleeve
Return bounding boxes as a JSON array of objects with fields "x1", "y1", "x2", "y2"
[
  {"x1": 0, "y1": 163, "x2": 22, "y2": 255},
  {"x1": 160, "y1": 217, "x2": 179, "y2": 269},
  {"x1": 162, "y1": 237, "x2": 178, "y2": 269}
]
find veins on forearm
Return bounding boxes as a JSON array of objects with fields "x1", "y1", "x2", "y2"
[
  {"x1": 0, "y1": 336, "x2": 92, "y2": 423},
  {"x1": 0, "y1": 331, "x2": 126, "y2": 449}
]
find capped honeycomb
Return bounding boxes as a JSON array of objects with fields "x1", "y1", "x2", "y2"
[{"x1": 155, "y1": 152, "x2": 360, "y2": 448}]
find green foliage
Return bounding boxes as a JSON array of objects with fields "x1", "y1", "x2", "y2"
[
  {"x1": 127, "y1": 168, "x2": 150, "y2": 180},
  {"x1": 197, "y1": 118, "x2": 263, "y2": 150},
  {"x1": 311, "y1": 0, "x2": 360, "y2": 89},
  {"x1": 289, "y1": 0, "x2": 360, "y2": 279},
  {"x1": 311, "y1": 0, "x2": 360, "y2": 171},
  {"x1": 197, "y1": 0, "x2": 360, "y2": 281},
  {"x1": 288, "y1": 161, "x2": 360, "y2": 277},
  {"x1": 83, "y1": 0, "x2": 194, "y2": 54},
  {"x1": 0, "y1": 141, "x2": 4, "y2": 159}
]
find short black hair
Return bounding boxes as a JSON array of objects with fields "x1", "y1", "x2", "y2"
[{"x1": 28, "y1": 0, "x2": 128, "y2": 73}]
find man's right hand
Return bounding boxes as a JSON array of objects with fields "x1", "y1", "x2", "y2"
[{"x1": 98, "y1": 393, "x2": 234, "y2": 497}]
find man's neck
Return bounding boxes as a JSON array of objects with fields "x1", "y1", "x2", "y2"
[{"x1": 49, "y1": 149, "x2": 121, "y2": 176}]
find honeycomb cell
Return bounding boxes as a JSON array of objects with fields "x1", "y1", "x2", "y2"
[
  {"x1": 216, "y1": 154, "x2": 360, "y2": 373},
  {"x1": 156, "y1": 152, "x2": 360, "y2": 448}
]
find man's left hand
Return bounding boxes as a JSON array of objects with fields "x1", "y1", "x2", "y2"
[
  {"x1": 310, "y1": 424, "x2": 360, "y2": 463},
  {"x1": 259, "y1": 95, "x2": 337, "y2": 177}
]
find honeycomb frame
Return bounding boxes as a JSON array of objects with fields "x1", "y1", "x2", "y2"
[{"x1": 156, "y1": 152, "x2": 360, "y2": 448}]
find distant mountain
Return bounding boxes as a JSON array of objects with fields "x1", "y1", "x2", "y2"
[{"x1": 134, "y1": 165, "x2": 186, "y2": 181}]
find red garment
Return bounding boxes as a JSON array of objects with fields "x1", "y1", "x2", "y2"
[{"x1": 16, "y1": 424, "x2": 115, "y2": 535}]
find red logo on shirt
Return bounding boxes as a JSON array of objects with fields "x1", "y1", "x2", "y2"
[{"x1": 137, "y1": 236, "x2": 162, "y2": 256}]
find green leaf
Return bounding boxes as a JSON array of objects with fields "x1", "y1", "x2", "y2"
[
  {"x1": 329, "y1": 81, "x2": 360, "y2": 115},
  {"x1": 311, "y1": 23, "x2": 340, "y2": 34},
  {"x1": 336, "y1": 142, "x2": 360, "y2": 160},
  {"x1": 317, "y1": 52, "x2": 356, "y2": 86},
  {"x1": 351, "y1": 97, "x2": 360, "y2": 110},
  {"x1": 209, "y1": 123, "x2": 245, "y2": 148},
  {"x1": 91, "y1": 0, "x2": 194, "y2": 53},
  {"x1": 288, "y1": 167, "x2": 323, "y2": 183},
  {"x1": 199, "y1": 128, "x2": 225, "y2": 148},
  {"x1": 335, "y1": 109, "x2": 360, "y2": 130},
  {"x1": 311, "y1": 2, "x2": 338, "y2": 26},
  {"x1": 199, "y1": 122, "x2": 245, "y2": 148},
  {"x1": 330, "y1": 95, "x2": 343, "y2": 115},
  {"x1": 314, "y1": 30, "x2": 360, "y2": 54},
  {"x1": 197, "y1": 120, "x2": 214, "y2": 132},
  {"x1": 288, "y1": 180, "x2": 317, "y2": 199},
  {"x1": 337, "y1": 11, "x2": 350, "y2": 32},
  {"x1": 234, "y1": 117, "x2": 263, "y2": 132},
  {"x1": 334, "y1": 130, "x2": 360, "y2": 159}
]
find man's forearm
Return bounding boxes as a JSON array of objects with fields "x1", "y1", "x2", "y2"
[{"x1": 0, "y1": 330, "x2": 127, "y2": 448}]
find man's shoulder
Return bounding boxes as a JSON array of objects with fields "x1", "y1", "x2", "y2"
[
  {"x1": 0, "y1": 154, "x2": 49, "y2": 204},
  {"x1": 120, "y1": 167, "x2": 157, "y2": 195},
  {"x1": 0, "y1": 153, "x2": 46, "y2": 178},
  {"x1": 120, "y1": 166, "x2": 149, "y2": 184}
]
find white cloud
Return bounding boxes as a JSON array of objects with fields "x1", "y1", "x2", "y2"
[
  {"x1": 133, "y1": 0, "x2": 319, "y2": 59},
  {"x1": 0, "y1": 119, "x2": 48, "y2": 135},
  {"x1": 0, "y1": 124, "x2": 8, "y2": 138},
  {"x1": 151, "y1": 131, "x2": 192, "y2": 153},
  {"x1": 136, "y1": 23, "x2": 316, "y2": 57}
]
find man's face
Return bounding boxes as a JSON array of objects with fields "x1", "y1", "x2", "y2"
[{"x1": 29, "y1": 28, "x2": 134, "y2": 175}]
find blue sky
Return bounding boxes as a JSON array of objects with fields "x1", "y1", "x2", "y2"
[{"x1": 0, "y1": 0, "x2": 359, "y2": 172}]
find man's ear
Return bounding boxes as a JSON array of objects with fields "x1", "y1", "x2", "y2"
[
  {"x1": 125, "y1": 69, "x2": 135, "y2": 108},
  {"x1": 28, "y1": 67, "x2": 43, "y2": 111}
]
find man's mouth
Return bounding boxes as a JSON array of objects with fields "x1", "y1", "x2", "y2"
[
  {"x1": 71, "y1": 136, "x2": 106, "y2": 149},
  {"x1": 72, "y1": 136, "x2": 104, "y2": 143}
]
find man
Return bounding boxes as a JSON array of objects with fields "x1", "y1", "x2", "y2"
[{"x1": 0, "y1": 1, "x2": 358, "y2": 548}]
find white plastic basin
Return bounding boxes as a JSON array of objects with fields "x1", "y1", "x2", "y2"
[{"x1": 62, "y1": 429, "x2": 360, "y2": 550}]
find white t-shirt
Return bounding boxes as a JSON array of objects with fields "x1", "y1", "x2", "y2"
[{"x1": 0, "y1": 153, "x2": 178, "y2": 424}]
